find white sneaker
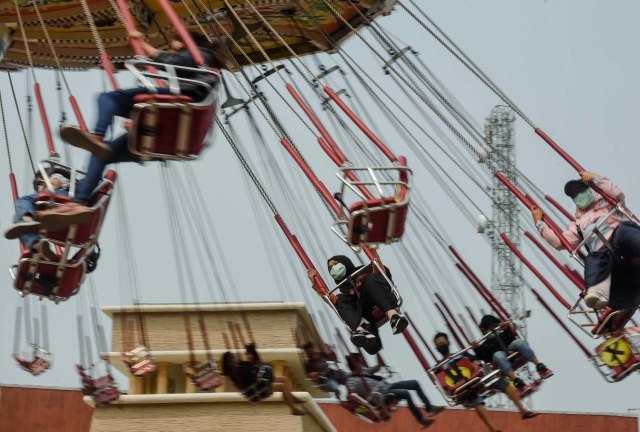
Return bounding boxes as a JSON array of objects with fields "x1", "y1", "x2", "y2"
[{"x1": 584, "y1": 290, "x2": 609, "y2": 309}]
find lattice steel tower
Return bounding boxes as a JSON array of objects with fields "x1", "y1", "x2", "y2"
[{"x1": 484, "y1": 106, "x2": 527, "y2": 335}]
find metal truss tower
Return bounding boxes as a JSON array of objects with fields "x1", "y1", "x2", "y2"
[{"x1": 484, "y1": 106, "x2": 527, "y2": 336}]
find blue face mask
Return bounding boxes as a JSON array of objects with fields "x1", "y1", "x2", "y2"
[
  {"x1": 573, "y1": 189, "x2": 595, "y2": 210},
  {"x1": 330, "y1": 262, "x2": 347, "y2": 281}
]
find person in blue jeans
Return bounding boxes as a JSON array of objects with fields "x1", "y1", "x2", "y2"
[
  {"x1": 4, "y1": 172, "x2": 71, "y2": 259},
  {"x1": 474, "y1": 315, "x2": 553, "y2": 396},
  {"x1": 345, "y1": 353, "x2": 443, "y2": 427},
  {"x1": 36, "y1": 29, "x2": 229, "y2": 226}
]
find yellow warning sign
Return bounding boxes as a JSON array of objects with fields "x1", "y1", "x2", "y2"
[
  {"x1": 598, "y1": 337, "x2": 631, "y2": 366},
  {"x1": 444, "y1": 366, "x2": 472, "y2": 387}
]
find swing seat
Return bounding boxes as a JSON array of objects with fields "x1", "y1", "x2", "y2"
[
  {"x1": 14, "y1": 354, "x2": 51, "y2": 376},
  {"x1": 346, "y1": 194, "x2": 410, "y2": 246},
  {"x1": 242, "y1": 364, "x2": 274, "y2": 402},
  {"x1": 11, "y1": 171, "x2": 116, "y2": 303},
  {"x1": 592, "y1": 307, "x2": 636, "y2": 337},
  {"x1": 596, "y1": 333, "x2": 640, "y2": 382},
  {"x1": 121, "y1": 346, "x2": 157, "y2": 377},
  {"x1": 341, "y1": 392, "x2": 398, "y2": 423},
  {"x1": 334, "y1": 157, "x2": 411, "y2": 247},
  {"x1": 435, "y1": 357, "x2": 483, "y2": 398},
  {"x1": 183, "y1": 360, "x2": 222, "y2": 391},
  {"x1": 128, "y1": 89, "x2": 218, "y2": 162},
  {"x1": 77, "y1": 364, "x2": 120, "y2": 405}
]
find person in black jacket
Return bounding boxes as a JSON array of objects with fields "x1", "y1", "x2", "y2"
[
  {"x1": 473, "y1": 315, "x2": 553, "y2": 395},
  {"x1": 37, "y1": 30, "x2": 230, "y2": 223},
  {"x1": 308, "y1": 255, "x2": 408, "y2": 353},
  {"x1": 221, "y1": 343, "x2": 304, "y2": 416}
]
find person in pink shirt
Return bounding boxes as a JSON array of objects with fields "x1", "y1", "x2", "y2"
[{"x1": 530, "y1": 171, "x2": 640, "y2": 310}]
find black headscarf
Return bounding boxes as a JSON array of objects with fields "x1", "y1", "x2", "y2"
[{"x1": 327, "y1": 255, "x2": 357, "y2": 283}]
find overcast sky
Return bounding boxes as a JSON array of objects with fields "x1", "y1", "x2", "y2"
[{"x1": 1, "y1": 0, "x2": 639, "y2": 418}]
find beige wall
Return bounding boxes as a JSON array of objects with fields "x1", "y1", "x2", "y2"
[{"x1": 92, "y1": 401, "x2": 314, "y2": 432}]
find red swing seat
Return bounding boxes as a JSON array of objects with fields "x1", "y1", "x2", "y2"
[
  {"x1": 11, "y1": 170, "x2": 116, "y2": 303},
  {"x1": 77, "y1": 364, "x2": 120, "y2": 406},
  {"x1": 121, "y1": 346, "x2": 157, "y2": 377},
  {"x1": 592, "y1": 307, "x2": 636, "y2": 337},
  {"x1": 183, "y1": 359, "x2": 222, "y2": 391},
  {"x1": 333, "y1": 157, "x2": 411, "y2": 248},
  {"x1": 128, "y1": 90, "x2": 217, "y2": 161},
  {"x1": 340, "y1": 391, "x2": 399, "y2": 423},
  {"x1": 14, "y1": 353, "x2": 51, "y2": 376},
  {"x1": 434, "y1": 356, "x2": 483, "y2": 402},
  {"x1": 595, "y1": 332, "x2": 640, "y2": 382}
]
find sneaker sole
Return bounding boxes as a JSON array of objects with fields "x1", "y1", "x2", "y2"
[
  {"x1": 5, "y1": 223, "x2": 41, "y2": 239},
  {"x1": 61, "y1": 127, "x2": 111, "y2": 161},
  {"x1": 392, "y1": 317, "x2": 409, "y2": 334},
  {"x1": 539, "y1": 372, "x2": 554, "y2": 380}
]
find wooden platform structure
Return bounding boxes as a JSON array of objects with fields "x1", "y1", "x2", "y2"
[{"x1": 89, "y1": 302, "x2": 335, "y2": 432}]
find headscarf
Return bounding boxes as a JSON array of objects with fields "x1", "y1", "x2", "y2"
[{"x1": 327, "y1": 255, "x2": 357, "y2": 283}]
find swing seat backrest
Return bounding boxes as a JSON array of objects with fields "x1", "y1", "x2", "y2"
[
  {"x1": 346, "y1": 163, "x2": 410, "y2": 247},
  {"x1": 128, "y1": 90, "x2": 218, "y2": 161},
  {"x1": 129, "y1": 359, "x2": 157, "y2": 377},
  {"x1": 592, "y1": 308, "x2": 636, "y2": 336},
  {"x1": 435, "y1": 357, "x2": 483, "y2": 395},
  {"x1": 39, "y1": 170, "x2": 116, "y2": 247},
  {"x1": 13, "y1": 171, "x2": 117, "y2": 302},
  {"x1": 183, "y1": 361, "x2": 222, "y2": 391}
]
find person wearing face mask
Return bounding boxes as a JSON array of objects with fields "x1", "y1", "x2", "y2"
[
  {"x1": 531, "y1": 171, "x2": 640, "y2": 310},
  {"x1": 433, "y1": 332, "x2": 539, "y2": 429},
  {"x1": 307, "y1": 255, "x2": 408, "y2": 353},
  {"x1": 4, "y1": 171, "x2": 72, "y2": 260},
  {"x1": 35, "y1": 30, "x2": 231, "y2": 227}
]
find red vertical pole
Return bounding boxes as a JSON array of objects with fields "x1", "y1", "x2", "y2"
[
  {"x1": 529, "y1": 287, "x2": 592, "y2": 359},
  {"x1": 323, "y1": 86, "x2": 398, "y2": 163},
  {"x1": 405, "y1": 312, "x2": 438, "y2": 362},
  {"x1": 501, "y1": 233, "x2": 571, "y2": 309},
  {"x1": 434, "y1": 302, "x2": 464, "y2": 350},
  {"x1": 449, "y1": 246, "x2": 510, "y2": 320},
  {"x1": 545, "y1": 195, "x2": 575, "y2": 222},
  {"x1": 495, "y1": 172, "x2": 575, "y2": 252},
  {"x1": 69, "y1": 96, "x2": 88, "y2": 132},
  {"x1": 34, "y1": 83, "x2": 57, "y2": 158},
  {"x1": 435, "y1": 293, "x2": 471, "y2": 345},
  {"x1": 402, "y1": 330, "x2": 432, "y2": 373},
  {"x1": 154, "y1": 0, "x2": 205, "y2": 66},
  {"x1": 523, "y1": 231, "x2": 585, "y2": 291},
  {"x1": 279, "y1": 138, "x2": 343, "y2": 216}
]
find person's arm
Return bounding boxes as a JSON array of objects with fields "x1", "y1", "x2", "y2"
[
  {"x1": 128, "y1": 31, "x2": 160, "y2": 59},
  {"x1": 582, "y1": 171, "x2": 625, "y2": 205},
  {"x1": 531, "y1": 207, "x2": 579, "y2": 250}
]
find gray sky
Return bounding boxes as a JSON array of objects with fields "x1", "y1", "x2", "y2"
[{"x1": 1, "y1": 0, "x2": 639, "y2": 417}]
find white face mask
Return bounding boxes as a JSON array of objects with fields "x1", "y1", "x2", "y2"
[
  {"x1": 329, "y1": 262, "x2": 346, "y2": 281},
  {"x1": 573, "y1": 189, "x2": 595, "y2": 209}
]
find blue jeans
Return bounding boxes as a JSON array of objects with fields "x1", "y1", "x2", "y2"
[
  {"x1": 73, "y1": 134, "x2": 137, "y2": 204},
  {"x1": 321, "y1": 377, "x2": 341, "y2": 399},
  {"x1": 94, "y1": 87, "x2": 171, "y2": 136},
  {"x1": 387, "y1": 379, "x2": 432, "y2": 420},
  {"x1": 492, "y1": 339, "x2": 535, "y2": 373},
  {"x1": 14, "y1": 189, "x2": 69, "y2": 249}
]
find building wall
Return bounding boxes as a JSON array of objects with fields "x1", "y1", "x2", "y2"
[
  {"x1": 91, "y1": 401, "x2": 313, "y2": 432},
  {"x1": 1, "y1": 386, "x2": 636, "y2": 432},
  {"x1": 320, "y1": 403, "x2": 639, "y2": 432},
  {"x1": 0, "y1": 386, "x2": 93, "y2": 432}
]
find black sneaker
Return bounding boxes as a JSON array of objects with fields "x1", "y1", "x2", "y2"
[
  {"x1": 350, "y1": 329, "x2": 376, "y2": 348},
  {"x1": 536, "y1": 363, "x2": 554, "y2": 379},
  {"x1": 390, "y1": 314, "x2": 409, "y2": 334}
]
